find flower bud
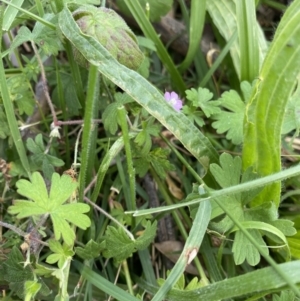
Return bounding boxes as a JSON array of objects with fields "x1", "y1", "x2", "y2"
[{"x1": 72, "y1": 6, "x2": 144, "y2": 71}]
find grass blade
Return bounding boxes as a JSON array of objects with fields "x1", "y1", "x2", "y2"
[
  {"x1": 2, "y1": 0, "x2": 24, "y2": 30},
  {"x1": 178, "y1": 0, "x2": 206, "y2": 73},
  {"x1": 0, "y1": 3, "x2": 31, "y2": 178},
  {"x1": 236, "y1": 0, "x2": 259, "y2": 81},
  {"x1": 164, "y1": 261, "x2": 300, "y2": 300},
  {"x1": 78, "y1": 65, "x2": 99, "y2": 200},
  {"x1": 152, "y1": 200, "x2": 211, "y2": 301},
  {"x1": 207, "y1": 0, "x2": 267, "y2": 79},
  {"x1": 73, "y1": 261, "x2": 141, "y2": 301}
]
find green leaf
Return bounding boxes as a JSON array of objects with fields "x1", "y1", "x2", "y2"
[
  {"x1": 152, "y1": 200, "x2": 211, "y2": 301},
  {"x1": 6, "y1": 26, "x2": 33, "y2": 55},
  {"x1": 134, "y1": 118, "x2": 161, "y2": 155},
  {"x1": 212, "y1": 89, "x2": 245, "y2": 145},
  {"x1": 182, "y1": 105, "x2": 205, "y2": 128},
  {"x1": 75, "y1": 239, "x2": 103, "y2": 260},
  {"x1": 288, "y1": 237, "x2": 300, "y2": 259},
  {"x1": 178, "y1": 0, "x2": 206, "y2": 72},
  {"x1": 26, "y1": 134, "x2": 65, "y2": 179},
  {"x1": 1, "y1": 246, "x2": 34, "y2": 297},
  {"x1": 31, "y1": 14, "x2": 62, "y2": 55},
  {"x1": 7, "y1": 74, "x2": 35, "y2": 115},
  {"x1": 24, "y1": 280, "x2": 41, "y2": 301},
  {"x1": 206, "y1": 0, "x2": 267, "y2": 79},
  {"x1": 269, "y1": 220, "x2": 297, "y2": 237},
  {"x1": 232, "y1": 229, "x2": 266, "y2": 266},
  {"x1": 46, "y1": 240, "x2": 74, "y2": 268},
  {"x1": 134, "y1": 147, "x2": 174, "y2": 178},
  {"x1": 102, "y1": 220, "x2": 157, "y2": 263},
  {"x1": 185, "y1": 87, "x2": 221, "y2": 118},
  {"x1": 6, "y1": 15, "x2": 61, "y2": 57},
  {"x1": 8, "y1": 172, "x2": 91, "y2": 245},
  {"x1": 0, "y1": 5, "x2": 31, "y2": 178},
  {"x1": 102, "y1": 92, "x2": 133, "y2": 134},
  {"x1": 51, "y1": 72, "x2": 82, "y2": 116},
  {"x1": 236, "y1": 0, "x2": 259, "y2": 81},
  {"x1": 149, "y1": 148, "x2": 175, "y2": 179}
]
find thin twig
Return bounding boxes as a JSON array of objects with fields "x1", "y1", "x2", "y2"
[{"x1": 31, "y1": 41, "x2": 58, "y2": 124}]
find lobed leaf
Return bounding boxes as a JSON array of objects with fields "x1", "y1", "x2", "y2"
[
  {"x1": 8, "y1": 172, "x2": 91, "y2": 245},
  {"x1": 103, "y1": 221, "x2": 157, "y2": 263},
  {"x1": 212, "y1": 90, "x2": 245, "y2": 145}
]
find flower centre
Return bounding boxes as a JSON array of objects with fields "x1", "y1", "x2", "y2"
[{"x1": 169, "y1": 97, "x2": 177, "y2": 105}]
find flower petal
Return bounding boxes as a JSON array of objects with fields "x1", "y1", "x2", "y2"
[
  {"x1": 164, "y1": 91, "x2": 171, "y2": 100},
  {"x1": 170, "y1": 91, "x2": 179, "y2": 100}
]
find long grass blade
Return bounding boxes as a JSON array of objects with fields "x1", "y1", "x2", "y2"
[
  {"x1": 178, "y1": 0, "x2": 206, "y2": 73},
  {"x1": 236, "y1": 0, "x2": 259, "y2": 81},
  {"x1": 152, "y1": 200, "x2": 211, "y2": 301},
  {"x1": 0, "y1": 3, "x2": 31, "y2": 178}
]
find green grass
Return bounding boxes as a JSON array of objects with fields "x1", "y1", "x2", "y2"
[{"x1": 0, "y1": 0, "x2": 300, "y2": 300}]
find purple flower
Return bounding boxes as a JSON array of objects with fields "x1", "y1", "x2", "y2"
[{"x1": 164, "y1": 91, "x2": 183, "y2": 111}]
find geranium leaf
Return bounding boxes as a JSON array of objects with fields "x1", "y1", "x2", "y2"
[
  {"x1": 103, "y1": 221, "x2": 157, "y2": 263},
  {"x1": 8, "y1": 172, "x2": 91, "y2": 245},
  {"x1": 212, "y1": 90, "x2": 245, "y2": 145},
  {"x1": 75, "y1": 239, "x2": 103, "y2": 260},
  {"x1": 186, "y1": 87, "x2": 221, "y2": 117}
]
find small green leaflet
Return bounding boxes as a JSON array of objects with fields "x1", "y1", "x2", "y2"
[
  {"x1": 134, "y1": 147, "x2": 175, "y2": 179},
  {"x1": 134, "y1": 118, "x2": 161, "y2": 156},
  {"x1": 102, "y1": 92, "x2": 134, "y2": 135},
  {"x1": 6, "y1": 15, "x2": 62, "y2": 57},
  {"x1": 7, "y1": 74, "x2": 35, "y2": 116},
  {"x1": 185, "y1": 87, "x2": 221, "y2": 118},
  {"x1": 26, "y1": 134, "x2": 64, "y2": 180},
  {"x1": 75, "y1": 239, "x2": 103, "y2": 260},
  {"x1": 8, "y1": 172, "x2": 91, "y2": 246},
  {"x1": 183, "y1": 87, "x2": 221, "y2": 127},
  {"x1": 46, "y1": 240, "x2": 74, "y2": 268}
]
